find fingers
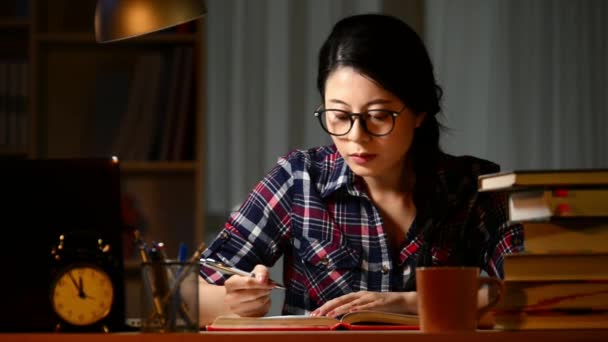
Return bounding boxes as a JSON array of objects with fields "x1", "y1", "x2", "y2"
[
  {"x1": 224, "y1": 264, "x2": 274, "y2": 317},
  {"x1": 251, "y1": 264, "x2": 271, "y2": 284},
  {"x1": 312, "y1": 292, "x2": 362, "y2": 318},
  {"x1": 226, "y1": 295, "x2": 270, "y2": 316},
  {"x1": 351, "y1": 299, "x2": 382, "y2": 312},
  {"x1": 310, "y1": 292, "x2": 414, "y2": 318},
  {"x1": 311, "y1": 292, "x2": 399, "y2": 318},
  {"x1": 225, "y1": 287, "x2": 272, "y2": 317},
  {"x1": 224, "y1": 264, "x2": 274, "y2": 291}
]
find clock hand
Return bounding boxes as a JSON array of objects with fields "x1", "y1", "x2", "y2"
[
  {"x1": 78, "y1": 276, "x2": 86, "y2": 298},
  {"x1": 67, "y1": 272, "x2": 82, "y2": 294}
]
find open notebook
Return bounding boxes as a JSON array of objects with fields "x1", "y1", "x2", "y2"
[{"x1": 206, "y1": 311, "x2": 419, "y2": 331}]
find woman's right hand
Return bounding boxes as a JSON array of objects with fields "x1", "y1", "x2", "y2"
[{"x1": 223, "y1": 264, "x2": 274, "y2": 317}]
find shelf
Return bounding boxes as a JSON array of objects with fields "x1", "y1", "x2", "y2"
[
  {"x1": 0, "y1": 146, "x2": 28, "y2": 158},
  {"x1": 36, "y1": 32, "x2": 198, "y2": 44},
  {"x1": 124, "y1": 259, "x2": 142, "y2": 272},
  {"x1": 0, "y1": 17, "x2": 29, "y2": 29},
  {"x1": 120, "y1": 161, "x2": 198, "y2": 174},
  {"x1": 3, "y1": 0, "x2": 206, "y2": 320}
]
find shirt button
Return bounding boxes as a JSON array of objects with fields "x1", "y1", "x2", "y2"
[
  {"x1": 220, "y1": 232, "x2": 229, "y2": 240},
  {"x1": 381, "y1": 265, "x2": 390, "y2": 274},
  {"x1": 320, "y1": 257, "x2": 329, "y2": 266}
]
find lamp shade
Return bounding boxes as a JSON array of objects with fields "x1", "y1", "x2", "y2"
[{"x1": 95, "y1": 0, "x2": 207, "y2": 43}]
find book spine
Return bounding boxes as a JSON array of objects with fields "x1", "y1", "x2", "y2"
[
  {"x1": 498, "y1": 282, "x2": 608, "y2": 311},
  {"x1": 509, "y1": 189, "x2": 608, "y2": 221},
  {"x1": 523, "y1": 221, "x2": 608, "y2": 253}
]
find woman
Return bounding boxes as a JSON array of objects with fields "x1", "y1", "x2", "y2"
[{"x1": 198, "y1": 13, "x2": 523, "y2": 324}]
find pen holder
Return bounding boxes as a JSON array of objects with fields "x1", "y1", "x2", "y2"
[{"x1": 141, "y1": 261, "x2": 199, "y2": 332}]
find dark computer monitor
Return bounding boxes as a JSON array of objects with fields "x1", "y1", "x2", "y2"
[{"x1": 0, "y1": 158, "x2": 125, "y2": 332}]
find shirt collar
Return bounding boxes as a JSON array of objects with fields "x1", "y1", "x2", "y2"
[{"x1": 318, "y1": 146, "x2": 366, "y2": 199}]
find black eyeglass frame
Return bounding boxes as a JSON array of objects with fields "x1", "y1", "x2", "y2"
[{"x1": 313, "y1": 105, "x2": 406, "y2": 137}]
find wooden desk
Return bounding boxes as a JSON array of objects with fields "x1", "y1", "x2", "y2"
[{"x1": 1, "y1": 330, "x2": 607, "y2": 342}]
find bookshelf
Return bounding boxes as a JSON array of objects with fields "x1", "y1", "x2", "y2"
[{"x1": 0, "y1": 0, "x2": 205, "y2": 318}]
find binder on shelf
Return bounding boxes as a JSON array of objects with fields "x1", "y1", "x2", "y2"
[
  {"x1": 89, "y1": 67, "x2": 132, "y2": 157},
  {"x1": 17, "y1": 62, "x2": 28, "y2": 149},
  {"x1": 111, "y1": 47, "x2": 196, "y2": 162},
  {"x1": 112, "y1": 53, "x2": 163, "y2": 161},
  {"x1": 131, "y1": 53, "x2": 163, "y2": 160},
  {"x1": 0, "y1": 62, "x2": 7, "y2": 146},
  {"x1": 158, "y1": 47, "x2": 186, "y2": 161},
  {"x1": 6, "y1": 61, "x2": 19, "y2": 148},
  {"x1": 169, "y1": 47, "x2": 194, "y2": 161}
]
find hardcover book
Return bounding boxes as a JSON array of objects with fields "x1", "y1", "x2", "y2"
[
  {"x1": 507, "y1": 189, "x2": 608, "y2": 221},
  {"x1": 495, "y1": 311, "x2": 608, "y2": 330},
  {"x1": 522, "y1": 220, "x2": 608, "y2": 253},
  {"x1": 497, "y1": 280, "x2": 608, "y2": 312},
  {"x1": 478, "y1": 169, "x2": 608, "y2": 192},
  {"x1": 503, "y1": 253, "x2": 608, "y2": 281}
]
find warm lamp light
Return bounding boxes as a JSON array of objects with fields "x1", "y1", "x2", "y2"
[{"x1": 95, "y1": 0, "x2": 207, "y2": 43}]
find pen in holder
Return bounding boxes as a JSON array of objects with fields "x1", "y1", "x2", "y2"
[
  {"x1": 142, "y1": 243, "x2": 205, "y2": 332},
  {"x1": 134, "y1": 230, "x2": 203, "y2": 332},
  {"x1": 141, "y1": 259, "x2": 199, "y2": 332},
  {"x1": 134, "y1": 233, "x2": 168, "y2": 323}
]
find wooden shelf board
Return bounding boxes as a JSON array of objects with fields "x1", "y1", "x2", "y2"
[
  {"x1": 36, "y1": 32, "x2": 197, "y2": 44},
  {"x1": 0, "y1": 147, "x2": 28, "y2": 157},
  {"x1": 0, "y1": 17, "x2": 30, "y2": 29},
  {"x1": 120, "y1": 161, "x2": 197, "y2": 174}
]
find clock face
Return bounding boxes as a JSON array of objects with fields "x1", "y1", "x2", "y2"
[{"x1": 51, "y1": 265, "x2": 114, "y2": 326}]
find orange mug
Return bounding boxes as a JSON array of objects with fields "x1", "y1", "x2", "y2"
[{"x1": 416, "y1": 266, "x2": 504, "y2": 332}]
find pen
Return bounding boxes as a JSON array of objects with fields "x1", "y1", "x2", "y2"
[
  {"x1": 149, "y1": 243, "x2": 170, "y2": 318},
  {"x1": 158, "y1": 241, "x2": 208, "y2": 308},
  {"x1": 200, "y1": 258, "x2": 286, "y2": 290},
  {"x1": 170, "y1": 241, "x2": 194, "y2": 329},
  {"x1": 133, "y1": 231, "x2": 165, "y2": 320},
  {"x1": 177, "y1": 242, "x2": 188, "y2": 262}
]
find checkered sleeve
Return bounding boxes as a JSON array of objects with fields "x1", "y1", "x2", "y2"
[
  {"x1": 200, "y1": 157, "x2": 294, "y2": 284},
  {"x1": 479, "y1": 191, "x2": 524, "y2": 278}
]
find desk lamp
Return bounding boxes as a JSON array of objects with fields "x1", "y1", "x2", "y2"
[{"x1": 95, "y1": 0, "x2": 207, "y2": 43}]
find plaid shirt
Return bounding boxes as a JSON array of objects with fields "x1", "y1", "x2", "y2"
[{"x1": 200, "y1": 145, "x2": 523, "y2": 315}]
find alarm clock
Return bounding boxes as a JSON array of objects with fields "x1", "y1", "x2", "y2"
[
  {"x1": 49, "y1": 231, "x2": 122, "y2": 332},
  {"x1": 0, "y1": 158, "x2": 126, "y2": 332}
]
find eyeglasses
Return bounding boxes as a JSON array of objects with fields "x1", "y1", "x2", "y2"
[{"x1": 314, "y1": 105, "x2": 405, "y2": 136}]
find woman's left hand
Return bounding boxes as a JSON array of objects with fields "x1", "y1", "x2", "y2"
[{"x1": 310, "y1": 291, "x2": 414, "y2": 318}]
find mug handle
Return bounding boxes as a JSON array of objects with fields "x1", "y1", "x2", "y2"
[{"x1": 477, "y1": 277, "x2": 505, "y2": 319}]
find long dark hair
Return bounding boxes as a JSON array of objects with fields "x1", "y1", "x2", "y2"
[{"x1": 317, "y1": 14, "x2": 448, "y2": 290}]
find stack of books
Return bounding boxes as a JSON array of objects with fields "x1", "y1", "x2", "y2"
[{"x1": 478, "y1": 169, "x2": 608, "y2": 330}]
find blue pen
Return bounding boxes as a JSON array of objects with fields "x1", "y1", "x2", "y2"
[
  {"x1": 177, "y1": 242, "x2": 188, "y2": 262},
  {"x1": 170, "y1": 242, "x2": 192, "y2": 328}
]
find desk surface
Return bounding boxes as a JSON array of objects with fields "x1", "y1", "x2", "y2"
[{"x1": 1, "y1": 330, "x2": 607, "y2": 342}]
